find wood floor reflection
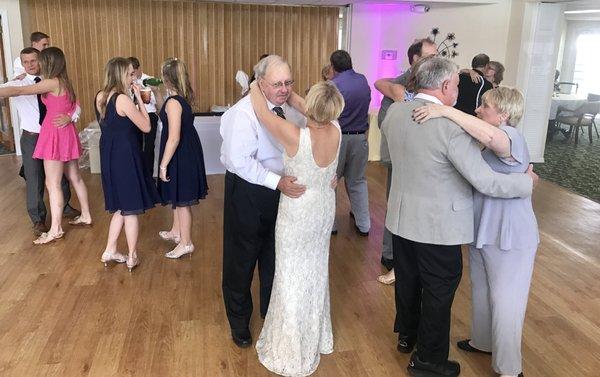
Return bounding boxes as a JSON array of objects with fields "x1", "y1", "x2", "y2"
[{"x1": 0, "y1": 155, "x2": 598, "y2": 377}]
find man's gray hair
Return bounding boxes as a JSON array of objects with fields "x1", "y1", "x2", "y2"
[
  {"x1": 253, "y1": 55, "x2": 289, "y2": 79},
  {"x1": 414, "y1": 57, "x2": 459, "y2": 91}
]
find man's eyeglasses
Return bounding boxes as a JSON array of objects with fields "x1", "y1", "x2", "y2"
[{"x1": 264, "y1": 80, "x2": 295, "y2": 89}]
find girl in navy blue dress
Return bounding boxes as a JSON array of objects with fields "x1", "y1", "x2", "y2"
[
  {"x1": 95, "y1": 57, "x2": 161, "y2": 271},
  {"x1": 157, "y1": 58, "x2": 208, "y2": 259}
]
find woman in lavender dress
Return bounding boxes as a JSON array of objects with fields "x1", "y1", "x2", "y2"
[{"x1": 413, "y1": 87, "x2": 538, "y2": 377}]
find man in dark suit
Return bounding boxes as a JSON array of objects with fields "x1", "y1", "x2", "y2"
[{"x1": 454, "y1": 53, "x2": 494, "y2": 116}]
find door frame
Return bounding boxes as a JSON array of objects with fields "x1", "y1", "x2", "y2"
[{"x1": 0, "y1": 9, "x2": 19, "y2": 155}]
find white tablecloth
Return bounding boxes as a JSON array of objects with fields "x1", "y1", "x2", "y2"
[
  {"x1": 549, "y1": 94, "x2": 587, "y2": 120},
  {"x1": 154, "y1": 115, "x2": 225, "y2": 176}
]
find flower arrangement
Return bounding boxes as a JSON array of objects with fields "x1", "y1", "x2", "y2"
[{"x1": 430, "y1": 28, "x2": 459, "y2": 58}]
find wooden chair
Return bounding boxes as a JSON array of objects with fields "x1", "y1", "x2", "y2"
[{"x1": 556, "y1": 101, "x2": 600, "y2": 145}]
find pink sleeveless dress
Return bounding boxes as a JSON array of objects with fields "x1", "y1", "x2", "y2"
[{"x1": 32, "y1": 93, "x2": 81, "y2": 161}]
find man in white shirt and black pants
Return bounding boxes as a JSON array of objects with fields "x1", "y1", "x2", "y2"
[
  {"x1": 4, "y1": 48, "x2": 80, "y2": 235},
  {"x1": 129, "y1": 57, "x2": 159, "y2": 177},
  {"x1": 220, "y1": 55, "x2": 306, "y2": 348}
]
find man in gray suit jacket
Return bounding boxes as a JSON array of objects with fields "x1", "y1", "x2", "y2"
[{"x1": 381, "y1": 57, "x2": 536, "y2": 377}]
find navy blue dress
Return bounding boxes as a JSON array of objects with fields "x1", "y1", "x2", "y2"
[
  {"x1": 158, "y1": 95, "x2": 208, "y2": 208},
  {"x1": 96, "y1": 93, "x2": 161, "y2": 215}
]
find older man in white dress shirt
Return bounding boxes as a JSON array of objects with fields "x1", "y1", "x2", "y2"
[
  {"x1": 220, "y1": 55, "x2": 306, "y2": 348},
  {"x1": 4, "y1": 47, "x2": 80, "y2": 235}
]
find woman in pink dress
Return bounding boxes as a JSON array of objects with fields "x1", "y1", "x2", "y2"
[{"x1": 0, "y1": 47, "x2": 92, "y2": 244}]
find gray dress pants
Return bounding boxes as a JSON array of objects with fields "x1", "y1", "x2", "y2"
[
  {"x1": 468, "y1": 244, "x2": 537, "y2": 375},
  {"x1": 20, "y1": 131, "x2": 71, "y2": 224},
  {"x1": 333, "y1": 133, "x2": 370, "y2": 233},
  {"x1": 381, "y1": 166, "x2": 393, "y2": 260}
]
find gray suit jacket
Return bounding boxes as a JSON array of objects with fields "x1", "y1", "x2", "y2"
[{"x1": 381, "y1": 98, "x2": 533, "y2": 245}]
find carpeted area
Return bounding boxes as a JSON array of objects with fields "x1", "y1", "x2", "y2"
[{"x1": 534, "y1": 132, "x2": 600, "y2": 203}]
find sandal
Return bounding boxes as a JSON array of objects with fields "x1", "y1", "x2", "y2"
[
  {"x1": 158, "y1": 230, "x2": 181, "y2": 244},
  {"x1": 165, "y1": 244, "x2": 194, "y2": 259},
  {"x1": 33, "y1": 231, "x2": 65, "y2": 245},
  {"x1": 100, "y1": 251, "x2": 127, "y2": 266},
  {"x1": 377, "y1": 269, "x2": 396, "y2": 285},
  {"x1": 68, "y1": 216, "x2": 92, "y2": 226}
]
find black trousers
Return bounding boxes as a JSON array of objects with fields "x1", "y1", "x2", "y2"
[
  {"x1": 20, "y1": 131, "x2": 71, "y2": 224},
  {"x1": 137, "y1": 112, "x2": 159, "y2": 178},
  {"x1": 222, "y1": 171, "x2": 279, "y2": 331},
  {"x1": 393, "y1": 234, "x2": 463, "y2": 363}
]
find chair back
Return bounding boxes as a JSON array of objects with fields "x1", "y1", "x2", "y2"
[
  {"x1": 557, "y1": 82, "x2": 579, "y2": 94},
  {"x1": 575, "y1": 101, "x2": 600, "y2": 117},
  {"x1": 587, "y1": 93, "x2": 600, "y2": 101}
]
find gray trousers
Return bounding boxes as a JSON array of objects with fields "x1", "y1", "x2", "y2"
[
  {"x1": 469, "y1": 244, "x2": 537, "y2": 375},
  {"x1": 333, "y1": 133, "x2": 370, "y2": 232},
  {"x1": 382, "y1": 166, "x2": 393, "y2": 260},
  {"x1": 20, "y1": 131, "x2": 71, "y2": 224}
]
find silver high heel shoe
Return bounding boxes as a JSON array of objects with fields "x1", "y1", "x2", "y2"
[
  {"x1": 126, "y1": 255, "x2": 140, "y2": 272},
  {"x1": 158, "y1": 231, "x2": 181, "y2": 244},
  {"x1": 165, "y1": 243, "x2": 194, "y2": 259},
  {"x1": 100, "y1": 251, "x2": 127, "y2": 266}
]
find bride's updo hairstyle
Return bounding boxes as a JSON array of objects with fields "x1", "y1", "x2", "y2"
[{"x1": 304, "y1": 81, "x2": 345, "y2": 124}]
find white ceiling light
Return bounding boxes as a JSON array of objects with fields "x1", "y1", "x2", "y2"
[{"x1": 564, "y1": 9, "x2": 600, "y2": 14}]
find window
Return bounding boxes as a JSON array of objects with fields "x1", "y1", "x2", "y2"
[{"x1": 573, "y1": 33, "x2": 600, "y2": 96}]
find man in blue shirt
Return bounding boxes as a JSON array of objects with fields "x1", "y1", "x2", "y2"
[{"x1": 330, "y1": 50, "x2": 371, "y2": 236}]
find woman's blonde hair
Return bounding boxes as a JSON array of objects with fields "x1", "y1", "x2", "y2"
[
  {"x1": 482, "y1": 86, "x2": 525, "y2": 126},
  {"x1": 39, "y1": 47, "x2": 76, "y2": 104},
  {"x1": 161, "y1": 58, "x2": 194, "y2": 105},
  {"x1": 304, "y1": 81, "x2": 344, "y2": 124},
  {"x1": 97, "y1": 57, "x2": 132, "y2": 120}
]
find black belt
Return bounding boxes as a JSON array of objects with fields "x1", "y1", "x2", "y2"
[
  {"x1": 341, "y1": 130, "x2": 367, "y2": 135},
  {"x1": 22, "y1": 130, "x2": 39, "y2": 136}
]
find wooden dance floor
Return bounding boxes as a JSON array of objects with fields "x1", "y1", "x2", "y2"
[{"x1": 0, "y1": 155, "x2": 598, "y2": 377}]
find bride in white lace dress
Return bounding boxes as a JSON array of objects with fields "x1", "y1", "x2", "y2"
[{"x1": 249, "y1": 80, "x2": 344, "y2": 377}]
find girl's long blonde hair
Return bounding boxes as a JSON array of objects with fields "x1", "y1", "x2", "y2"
[
  {"x1": 161, "y1": 58, "x2": 195, "y2": 105},
  {"x1": 97, "y1": 57, "x2": 131, "y2": 120},
  {"x1": 39, "y1": 47, "x2": 76, "y2": 104}
]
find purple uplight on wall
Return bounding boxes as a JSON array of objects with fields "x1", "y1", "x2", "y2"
[{"x1": 354, "y1": 3, "x2": 413, "y2": 108}]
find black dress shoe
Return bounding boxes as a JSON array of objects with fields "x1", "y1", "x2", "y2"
[
  {"x1": 381, "y1": 256, "x2": 394, "y2": 271},
  {"x1": 407, "y1": 352, "x2": 460, "y2": 377},
  {"x1": 62, "y1": 205, "x2": 81, "y2": 219},
  {"x1": 348, "y1": 212, "x2": 369, "y2": 236},
  {"x1": 32, "y1": 222, "x2": 48, "y2": 236},
  {"x1": 232, "y1": 329, "x2": 252, "y2": 348},
  {"x1": 518, "y1": 373, "x2": 524, "y2": 377},
  {"x1": 456, "y1": 339, "x2": 491, "y2": 355},
  {"x1": 397, "y1": 334, "x2": 416, "y2": 353},
  {"x1": 354, "y1": 223, "x2": 369, "y2": 237}
]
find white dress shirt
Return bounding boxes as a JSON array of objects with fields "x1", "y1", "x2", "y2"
[
  {"x1": 0, "y1": 74, "x2": 81, "y2": 133},
  {"x1": 135, "y1": 73, "x2": 157, "y2": 113},
  {"x1": 414, "y1": 92, "x2": 444, "y2": 105},
  {"x1": 220, "y1": 95, "x2": 306, "y2": 190},
  {"x1": 13, "y1": 57, "x2": 25, "y2": 78}
]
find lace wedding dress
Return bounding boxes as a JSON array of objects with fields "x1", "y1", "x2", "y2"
[{"x1": 256, "y1": 124, "x2": 341, "y2": 377}]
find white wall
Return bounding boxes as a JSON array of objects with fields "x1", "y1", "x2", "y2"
[
  {"x1": 0, "y1": 0, "x2": 24, "y2": 78},
  {"x1": 0, "y1": 0, "x2": 24, "y2": 154},
  {"x1": 349, "y1": 1, "x2": 514, "y2": 108}
]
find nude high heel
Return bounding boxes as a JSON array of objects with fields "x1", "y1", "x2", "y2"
[
  {"x1": 126, "y1": 254, "x2": 140, "y2": 272},
  {"x1": 100, "y1": 251, "x2": 127, "y2": 266},
  {"x1": 165, "y1": 243, "x2": 194, "y2": 259}
]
